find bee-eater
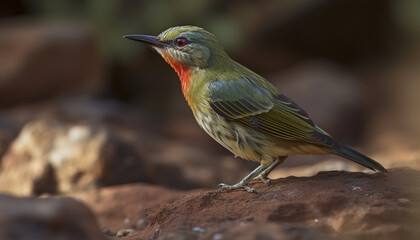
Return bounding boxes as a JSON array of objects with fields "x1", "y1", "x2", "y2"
[{"x1": 124, "y1": 26, "x2": 386, "y2": 193}]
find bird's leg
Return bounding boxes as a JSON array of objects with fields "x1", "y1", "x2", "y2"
[
  {"x1": 254, "y1": 156, "x2": 287, "y2": 185},
  {"x1": 218, "y1": 164, "x2": 265, "y2": 193},
  {"x1": 253, "y1": 159, "x2": 279, "y2": 186}
]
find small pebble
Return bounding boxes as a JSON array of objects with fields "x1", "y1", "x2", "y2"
[
  {"x1": 352, "y1": 186, "x2": 361, "y2": 191},
  {"x1": 398, "y1": 198, "x2": 410, "y2": 205},
  {"x1": 137, "y1": 218, "x2": 149, "y2": 230},
  {"x1": 213, "y1": 233, "x2": 223, "y2": 240},
  {"x1": 103, "y1": 228, "x2": 115, "y2": 236},
  {"x1": 116, "y1": 228, "x2": 135, "y2": 237},
  {"x1": 124, "y1": 218, "x2": 130, "y2": 224},
  {"x1": 192, "y1": 226, "x2": 206, "y2": 233},
  {"x1": 314, "y1": 218, "x2": 319, "y2": 223}
]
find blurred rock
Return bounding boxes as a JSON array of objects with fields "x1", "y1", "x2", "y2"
[
  {"x1": 0, "y1": 119, "x2": 147, "y2": 196},
  {"x1": 372, "y1": 146, "x2": 420, "y2": 171},
  {"x1": 1, "y1": 97, "x2": 154, "y2": 136},
  {"x1": 0, "y1": 194, "x2": 105, "y2": 240},
  {"x1": 366, "y1": 51, "x2": 420, "y2": 150},
  {"x1": 0, "y1": 113, "x2": 19, "y2": 161},
  {"x1": 271, "y1": 61, "x2": 365, "y2": 144},
  {"x1": 0, "y1": 19, "x2": 104, "y2": 107},
  {"x1": 116, "y1": 228, "x2": 136, "y2": 237}
]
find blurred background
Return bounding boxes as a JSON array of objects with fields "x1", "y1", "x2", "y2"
[{"x1": 0, "y1": 0, "x2": 419, "y2": 196}]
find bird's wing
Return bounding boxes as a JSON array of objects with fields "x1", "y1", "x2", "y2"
[
  {"x1": 207, "y1": 77, "x2": 338, "y2": 147},
  {"x1": 207, "y1": 77, "x2": 274, "y2": 119}
]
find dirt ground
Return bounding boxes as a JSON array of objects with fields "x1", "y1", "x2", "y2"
[{"x1": 70, "y1": 168, "x2": 420, "y2": 240}]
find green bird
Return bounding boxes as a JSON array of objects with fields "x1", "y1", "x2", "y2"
[{"x1": 124, "y1": 26, "x2": 386, "y2": 193}]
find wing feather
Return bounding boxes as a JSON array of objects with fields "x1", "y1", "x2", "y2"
[{"x1": 207, "y1": 77, "x2": 338, "y2": 148}]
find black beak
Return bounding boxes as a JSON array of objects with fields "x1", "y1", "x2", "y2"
[{"x1": 123, "y1": 34, "x2": 168, "y2": 48}]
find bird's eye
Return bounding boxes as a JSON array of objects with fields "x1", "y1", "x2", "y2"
[{"x1": 175, "y1": 37, "x2": 188, "y2": 47}]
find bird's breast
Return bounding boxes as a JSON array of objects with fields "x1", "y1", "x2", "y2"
[
  {"x1": 194, "y1": 106, "x2": 237, "y2": 149},
  {"x1": 192, "y1": 104, "x2": 279, "y2": 165}
]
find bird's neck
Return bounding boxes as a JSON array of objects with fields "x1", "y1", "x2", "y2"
[{"x1": 162, "y1": 55, "x2": 192, "y2": 101}]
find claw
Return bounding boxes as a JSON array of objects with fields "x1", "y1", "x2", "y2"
[
  {"x1": 254, "y1": 174, "x2": 271, "y2": 186},
  {"x1": 252, "y1": 157, "x2": 285, "y2": 186},
  {"x1": 217, "y1": 157, "x2": 285, "y2": 193},
  {"x1": 244, "y1": 186, "x2": 257, "y2": 193},
  {"x1": 218, "y1": 183, "x2": 257, "y2": 193},
  {"x1": 217, "y1": 164, "x2": 265, "y2": 193}
]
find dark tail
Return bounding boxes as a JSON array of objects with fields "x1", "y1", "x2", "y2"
[{"x1": 327, "y1": 144, "x2": 387, "y2": 172}]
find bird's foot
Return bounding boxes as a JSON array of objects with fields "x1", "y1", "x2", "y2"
[
  {"x1": 253, "y1": 174, "x2": 271, "y2": 186},
  {"x1": 218, "y1": 182, "x2": 256, "y2": 193},
  {"x1": 218, "y1": 163, "x2": 266, "y2": 193}
]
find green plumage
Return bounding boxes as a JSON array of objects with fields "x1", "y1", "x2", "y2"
[
  {"x1": 125, "y1": 26, "x2": 386, "y2": 192},
  {"x1": 203, "y1": 64, "x2": 385, "y2": 173},
  {"x1": 207, "y1": 77, "x2": 330, "y2": 146}
]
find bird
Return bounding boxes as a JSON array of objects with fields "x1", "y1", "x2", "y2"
[{"x1": 124, "y1": 26, "x2": 386, "y2": 193}]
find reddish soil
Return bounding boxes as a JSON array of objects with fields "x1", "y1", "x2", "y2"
[
  {"x1": 71, "y1": 183, "x2": 197, "y2": 233},
  {"x1": 73, "y1": 168, "x2": 420, "y2": 240}
]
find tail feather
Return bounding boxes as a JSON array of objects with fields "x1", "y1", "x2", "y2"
[{"x1": 327, "y1": 144, "x2": 387, "y2": 172}]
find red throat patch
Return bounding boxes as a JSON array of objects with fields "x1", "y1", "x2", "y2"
[{"x1": 161, "y1": 54, "x2": 192, "y2": 101}]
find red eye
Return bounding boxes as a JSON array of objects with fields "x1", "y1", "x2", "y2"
[{"x1": 176, "y1": 37, "x2": 187, "y2": 47}]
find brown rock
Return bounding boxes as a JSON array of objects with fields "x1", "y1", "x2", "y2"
[
  {"x1": 59, "y1": 168, "x2": 420, "y2": 240},
  {"x1": 105, "y1": 168, "x2": 417, "y2": 240},
  {"x1": 0, "y1": 97, "x2": 155, "y2": 152},
  {"x1": 366, "y1": 51, "x2": 420, "y2": 150},
  {"x1": 0, "y1": 19, "x2": 104, "y2": 107},
  {"x1": 116, "y1": 228, "x2": 136, "y2": 237},
  {"x1": 0, "y1": 113, "x2": 19, "y2": 161},
  {"x1": 0, "y1": 119, "x2": 147, "y2": 196},
  {"x1": 372, "y1": 147, "x2": 420, "y2": 171},
  {"x1": 0, "y1": 194, "x2": 105, "y2": 240}
]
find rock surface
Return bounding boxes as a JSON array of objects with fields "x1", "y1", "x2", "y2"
[
  {"x1": 71, "y1": 183, "x2": 191, "y2": 233},
  {"x1": 0, "y1": 113, "x2": 18, "y2": 160},
  {"x1": 0, "y1": 118, "x2": 147, "y2": 195},
  {"x1": 71, "y1": 168, "x2": 420, "y2": 240},
  {"x1": 0, "y1": 194, "x2": 105, "y2": 240}
]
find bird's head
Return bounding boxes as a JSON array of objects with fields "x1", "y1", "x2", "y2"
[{"x1": 124, "y1": 26, "x2": 228, "y2": 69}]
